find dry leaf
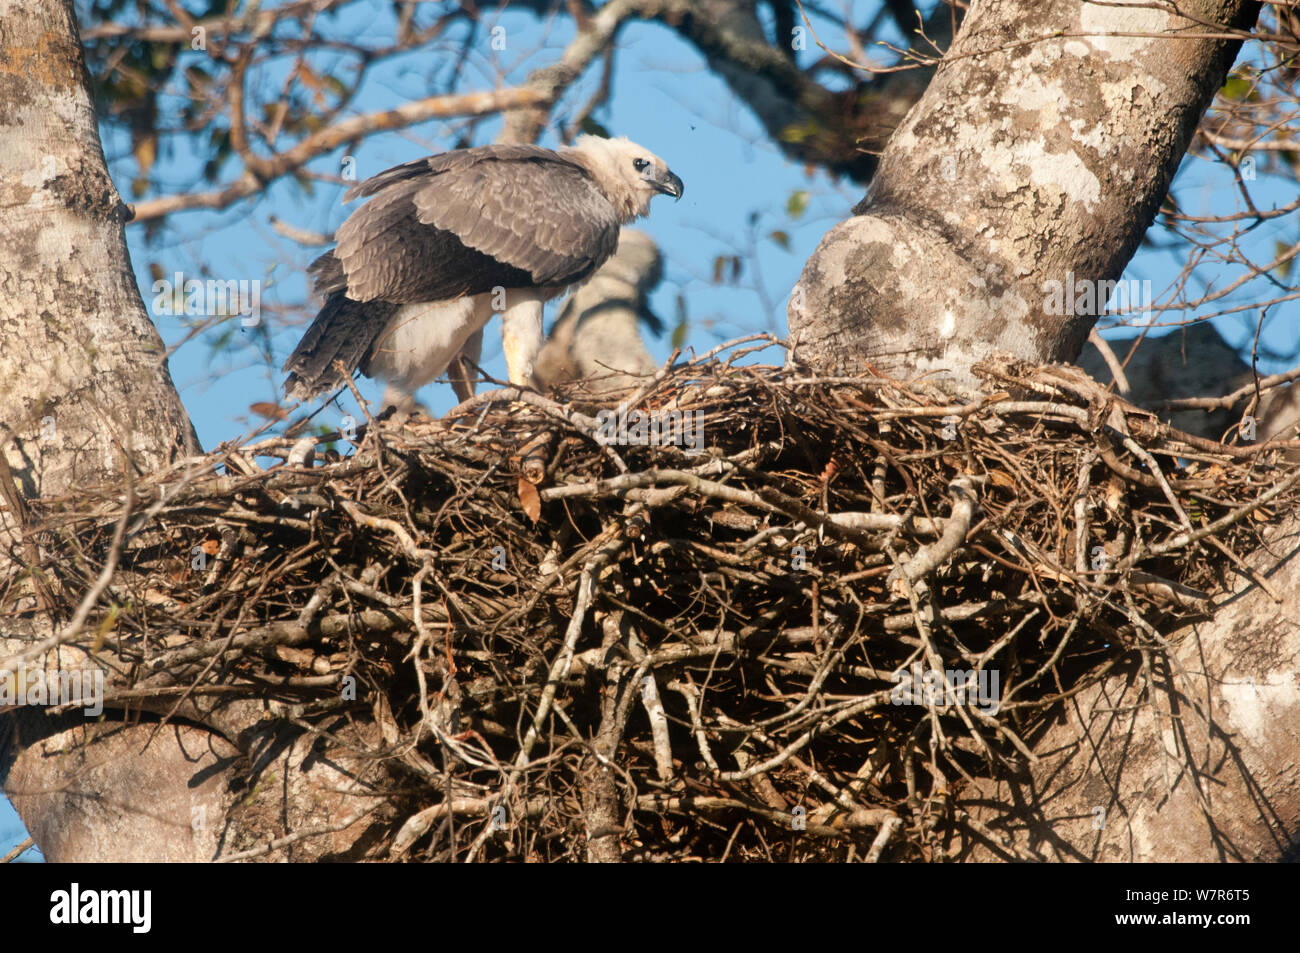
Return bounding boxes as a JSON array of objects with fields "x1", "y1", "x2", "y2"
[
  {"x1": 1251, "y1": 505, "x2": 1274, "y2": 522},
  {"x1": 373, "y1": 693, "x2": 399, "y2": 746},
  {"x1": 988, "y1": 469, "x2": 1016, "y2": 490},
  {"x1": 250, "y1": 402, "x2": 289, "y2": 421},
  {"x1": 518, "y1": 476, "x2": 542, "y2": 523},
  {"x1": 275, "y1": 646, "x2": 316, "y2": 668}
]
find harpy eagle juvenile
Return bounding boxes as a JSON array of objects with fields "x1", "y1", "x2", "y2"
[{"x1": 282, "y1": 136, "x2": 683, "y2": 408}]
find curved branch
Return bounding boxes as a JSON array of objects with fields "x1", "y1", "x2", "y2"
[{"x1": 128, "y1": 86, "x2": 548, "y2": 222}]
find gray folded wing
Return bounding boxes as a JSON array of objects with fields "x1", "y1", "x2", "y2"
[{"x1": 331, "y1": 145, "x2": 621, "y2": 303}]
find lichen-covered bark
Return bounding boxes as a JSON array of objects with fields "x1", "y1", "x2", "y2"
[
  {"x1": 0, "y1": 0, "x2": 198, "y2": 491},
  {"x1": 4, "y1": 712, "x2": 236, "y2": 862},
  {"x1": 0, "y1": 0, "x2": 382, "y2": 863},
  {"x1": 789, "y1": 0, "x2": 1261, "y2": 383},
  {"x1": 0, "y1": 0, "x2": 208, "y2": 861}
]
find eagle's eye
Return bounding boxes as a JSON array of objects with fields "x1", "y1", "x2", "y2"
[{"x1": 632, "y1": 158, "x2": 650, "y2": 172}]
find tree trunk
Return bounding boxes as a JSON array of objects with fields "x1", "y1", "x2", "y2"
[
  {"x1": 0, "y1": 0, "x2": 217, "y2": 860},
  {"x1": 0, "y1": 0, "x2": 357, "y2": 863},
  {"x1": 788, "y1": 0, "x2": 1260, "y2": 384},
  {"x1": 787, "y1": 0, "x2": 1300, "y2": 861},
  {"x1": 958, "y1": 515, "x2": 1300, "y2": 862},
  {"x1": 0, "y1": 0, "x2": 198, "y2": 488}
]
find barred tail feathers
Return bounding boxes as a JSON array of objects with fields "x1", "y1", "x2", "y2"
[{"x1": 282, "y1": 292, "x2": 394, "y2": 401}]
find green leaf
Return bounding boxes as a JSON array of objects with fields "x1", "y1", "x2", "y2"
[
  {"x1": 1220, "y1": 74, "x2": 1255, "y2": 101},
  {"x1": 208, "y1": 324, "x2": 236, "y2": 362},
  {"x1": 779, "y1": 121, "x2": 817, "y2": 144},
  {"x1": 671, "y1": 319, "x2": 688, "y2": 350},
  {"x1": 671, "y1": 294, "x2": 688, "y2": 350},
  {"x1": 1275, "y1": 240, "x2": 1294, "y2": 279},
  {"x1": 149, "y1": 43, "x2": 171, "y2": 72},
  {"x1": 786, "y1": 190, "x2": 809, "y2": 218},
  {"x1": 133, "y1": 133, "x2": 157, "y2": 174}
]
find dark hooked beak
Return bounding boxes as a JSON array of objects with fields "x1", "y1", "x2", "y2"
[{"x1": 654, "y1": 170, "x2": 684, "y2": 200}]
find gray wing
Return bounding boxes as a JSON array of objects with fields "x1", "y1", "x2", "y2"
[
  {"x1": 412, "y1": 148, "x2": 621, "y2": 286},
  {"x1": 332, "y1": 145, "x2": 621, "y2": 303},
  {"x1": 311, "y1": 179, "x2": 536, "y2": 304}
]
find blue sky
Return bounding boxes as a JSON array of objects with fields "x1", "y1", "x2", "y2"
[
  {"x1": 4, "y1": 0, "x2": 1296, "y2": 860},
  {"x1": 92, "y1": 0, "x2": 1300, "y2": 445}
]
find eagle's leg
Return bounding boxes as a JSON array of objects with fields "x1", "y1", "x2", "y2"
[
  {"x1": 380, "y1": 384, "x2": 428, "y2": 419},
  {"x1": 449, "y1": 327, "x2": 483, "y2": 403},
  {"x1": 367, "y1": 296, "x2": 491, "y2": 417},
  {"x1": 501, "y1": 295, "x2": 545, "y2": 387}
]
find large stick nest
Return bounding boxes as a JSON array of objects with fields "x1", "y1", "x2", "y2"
[{"x1": 7, "y1": 339, "x2": 1300, "y2": 861}]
